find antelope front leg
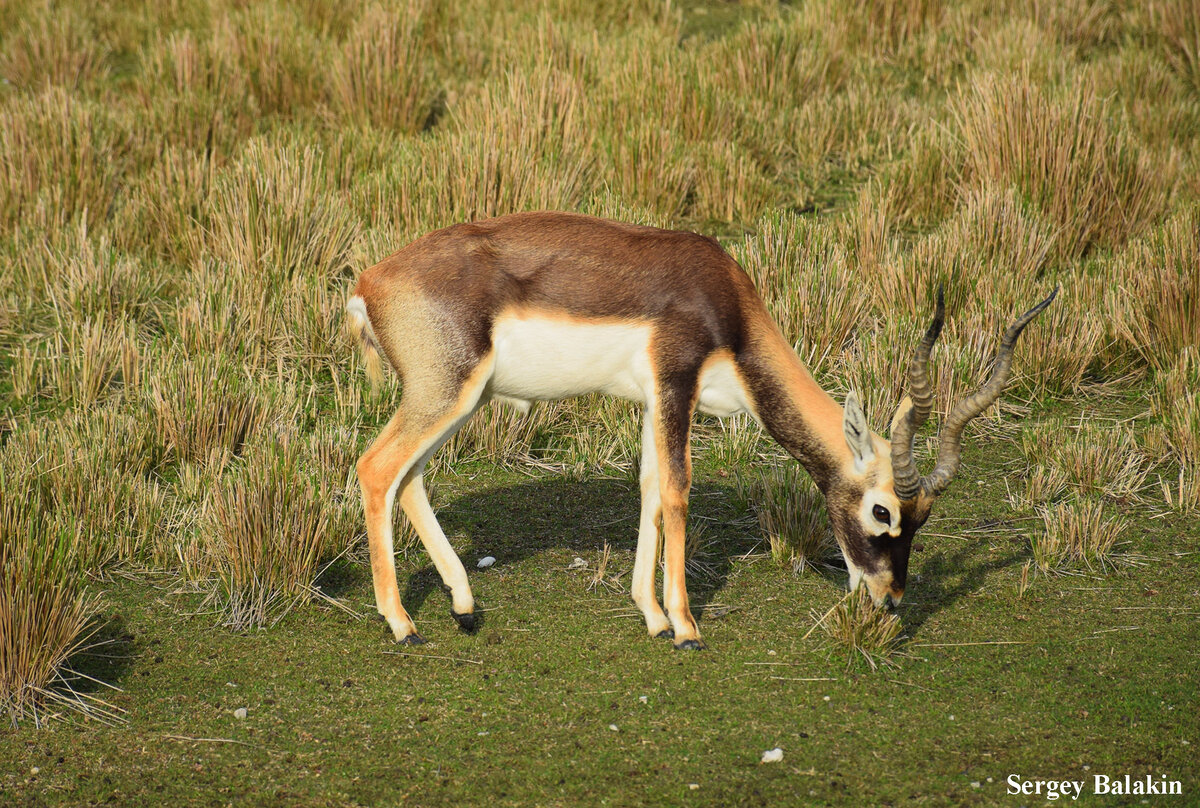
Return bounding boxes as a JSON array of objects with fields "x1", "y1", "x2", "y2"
[
  {"x1": 655, "y1": 398, "x2": 703, "y2": 650},
  {"x1": 631, "y1": 412, "x2": 671, "y2": 639}
]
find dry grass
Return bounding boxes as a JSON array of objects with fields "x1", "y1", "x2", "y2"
[
  {"x1": 954, "y1": 72, "x2": 1168, "y2": 261},
  {"x1": 0, "y1": 482, "x2": 109, "y2": 726},
  {"x1": 0, "y1": 8, "x2": 109, "y2": 91},
  {"x1": 325, "y1": 1, "x2": 437, "y2": 132},
  {"x1": 738, "y1": 466, "x2": 835, "y2": 574},
  {"x1": 1109, "y1": 210, "x2": 1200, "y2": 373},
  {"x1": 205, "y1": 432, "x2": 360, "y2": 630},
  {"x1": 0, "y1": 88, "x2": 130, "y2": 231},
  {"x1": 150, "y1": 355, "x2": 271, "y2": 465},
  {"x1": 1033, "y1": 499, "x2": 1133, "y2": 574},
  {"x1": 731, "y1": 211, "x2": 866, "y2": 378},
  {"x1": 810, "y1": 586, "x2": 905, "y2": 670},
  {"x1": 1017, "y1": 420, "x2": 1152, "y2": 506},
  {"x1": 1151, "y1": 0, "x2": 1200, "y2": 93},
  {"x1": 1, "y1": 408, "x2": 168, "y2": 570}
]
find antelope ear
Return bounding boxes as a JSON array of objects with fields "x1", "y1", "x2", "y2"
[{"x1": 843, "y1": 391, "x2": 875, "y2": 472}]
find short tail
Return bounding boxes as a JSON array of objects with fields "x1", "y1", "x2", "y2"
[{"x1": 345, "y1": 295, "x2": 385, "y2": 390}]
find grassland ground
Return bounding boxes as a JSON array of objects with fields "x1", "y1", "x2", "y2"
[
  {"x1": 4, "y1": 445, "x2": 1198, "y2": 806},
  {"x1": 1, "y1": 0, "x2": 1199, "y2": 804}
]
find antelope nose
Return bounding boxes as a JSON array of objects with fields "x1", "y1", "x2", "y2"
[{"x1": 883, "y1": 589, "x2": 904, "y2": 610}]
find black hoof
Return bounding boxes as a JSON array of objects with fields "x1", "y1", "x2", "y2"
[
  {"x1": 451, "y1": 610, "x2": 479, "y2": 634},
  {"x1": 398, "y1": 632, "x2": 427, "y2": 646},
  {"x1": 673, "y1": 639, "x2": 706, "y2": 651},
  {"x1": 655, "y1": 628, "x2": 675, "y2": 640}
]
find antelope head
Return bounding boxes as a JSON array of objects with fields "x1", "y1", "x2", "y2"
[{"x1": 831, "y1": 287, "x2": 1058, "y2": 607}]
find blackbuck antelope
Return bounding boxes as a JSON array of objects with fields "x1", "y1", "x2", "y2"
[{"x1": 347, "y1": 211, "x2": 1055, "y2": 650}]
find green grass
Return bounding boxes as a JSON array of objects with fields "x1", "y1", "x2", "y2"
[{"x1": 3, "y1": 450, "x2": 1197, "y2": 805}]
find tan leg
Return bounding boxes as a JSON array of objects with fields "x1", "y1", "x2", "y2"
[
  {"x1": 399, "y1": 471, "x2": 475, "y2": 628},
  {"x1": 653, "y1": 403, "x2": 703, "y2": 650},
  {"x1": 356, "y1": 360, "x2": 492, "y2": 643},
  {"x1": 631, "y1": 410, "x2": 670, "y2": 638},
  {"x1": 358, "y1": 409, "x2": 428, "y2": 643}
]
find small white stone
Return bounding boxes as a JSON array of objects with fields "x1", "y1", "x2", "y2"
[
  {"x1": 970, "y1": 782, "x2": 981, "y2": 789},
  {"x1": 567, "y1": 556, "x2": 587, "y2": 569},
  {"x1": 30, "y1": 767, "x2": 39, "y2": 776},
  {"x1": 949, "y1": 715, "x2": 955, "y2": 721},
  {"x1": 987, "y1": 777, "x2": 994, "y2": 783},
  {"x1": 823, "y1": 696, "x2": 831, "y2": 702},
  {"x1": 639, "y1": 695, "x2": 648, "y2": 704},
  {"x1": 477, "y1": 731, "x2": 488, "y2": 736},
  {"x1": 477, "y1": 556, "x2": 496, "y2": 569},
  {"x1": 760, "y1": 748, "x2": 783, "y2": 764},
  {"x1": 609, "y1": 724, "x2": 619, "y2": 732},
  {"x1": 767, "y1": 650, "x2": 777, "y2": 656},
  {"x1": 234, "y1": 707, "x2": 248, "y2": 719},
  {"x1": 688, "y1": 783, "x2": 699, "y2": 790},
  {"x1": 1083, "y1": 765, "x2": 1090, "y2": 771}
]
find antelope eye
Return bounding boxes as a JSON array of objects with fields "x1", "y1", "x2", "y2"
[{"x1": 872, "y1": 505, "x2": 891, "y2": 524}]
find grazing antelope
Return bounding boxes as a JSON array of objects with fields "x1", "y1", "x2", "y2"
[{"x1": 347, "y1": 211, "x2": 1055, "y2": 650}]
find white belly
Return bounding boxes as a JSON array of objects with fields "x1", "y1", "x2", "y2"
[
  {"x1": 490, "y1": 315, "x2": 654, "y2": 404},
  {"x1": 488, "y1": 314, "x2": 751, "y2": 418}
]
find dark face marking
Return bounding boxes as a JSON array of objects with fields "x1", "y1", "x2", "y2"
[{"x1": 826, "y1": 484, "x2": 934, "y2": 592}]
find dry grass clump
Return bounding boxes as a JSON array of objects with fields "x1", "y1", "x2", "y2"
[
  {"x1": 954, "y1": 73, "x2": 1167, "y2": 261},
  {"x1": 0, "y1": 484, "x2": 109, "y2": 726},
  {"x1": 875, "y1": 123, "x2": 961, "y2": 231},
  {"x1": 705, "y1": 414, "x2": 770, "y2": 471},
  {"x1": 1109, "y1": 210, "x2": 1199, "y2": 373},
  {"x1": 150, "y1": 355, "x2": 271, "y2": 465},
  {"x1": 852, "y1": 0, "x2": 942, "y2": 51},
  {"x1": 706, "y1": 12, "x2": 848, "y2": 107},
  {"x1": 0, "y1": 88, "x2": 130, "y2": 231},
  {"x1": 211, "y1": 3, "x2": 327, "y2": 118},
  {"x1": 10, "y1": 318, "x2": 143, "y2": 410},
  {"x1": 1151, "y1": 0, "x2": 1200, "y2": 93},
  {"x1": 1031, "y1": 0, "x2": 1125, "y2": 52},
  {"x1": 1032, "y1": 499, "x2": 1133, "y2": 574},
  {"x1": 208, "y1": 138, "x2": 358, "y2": 288},
  {"x1": 325, "y1": 1, "x2": 438, "y2": 132},
  {"x1": 546, "y1": 395, "x2": 642, "y2": 478},
  {"x1": 0, "y1": 8, "x2": 110, "y2": 91},
  {"x1": 1017, "y1": 420, "x2": 1152, "y2": 506},
  {"x1": 737, "y1": 465, "x2": 835, "y2": 574},
  {"x1": 437, "y1": 401, "x2": 556, "y2": 470},
  {"x1": 204, "y1": 432, "x2": 360, "y2": 630},
  {"x1": 731, "y1": 212, "x2": 866, "y2": 378},
  {"x1": 43, "y1": 226, "x2": 165, "y2": 330},
  {"x1": 2, "y1": 408, "x2": 169, "y2": 569},
  {"x1": 1149, "y1": 348, "x2": 1200, "y2": 510},
  {"x1": 1151, "y1": 347, "x2": 1200, "y2": 466},
  {"x1": 356, "y1": 65, "x2": 593, "y2": 236},
  {"x1": 135, "y1": 29, "x2": 254, "y2": 155},
  {"x1": 810, "y1": 586, "x2": 905, "y2": 671}
]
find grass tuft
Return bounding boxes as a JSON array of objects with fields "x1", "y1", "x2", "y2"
[
  {"x1": 0, "y1": 482, "x2": 109, "y2": 726},
  {"x1": 811, "y1": 586, "x2": 905, "y2": 670},
  {"x1": 151, "y1": 355, "x2": 270, "y2": 465},
  {"x1": 205, "y1": 432, "x2": 359, "y2": 630},
  {"x1": 1032, "y1": 499, "x2": 1133, "y2": 574},
  {"x1": 738, "y1": 466, "x2": 835, "y2": 574}
]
